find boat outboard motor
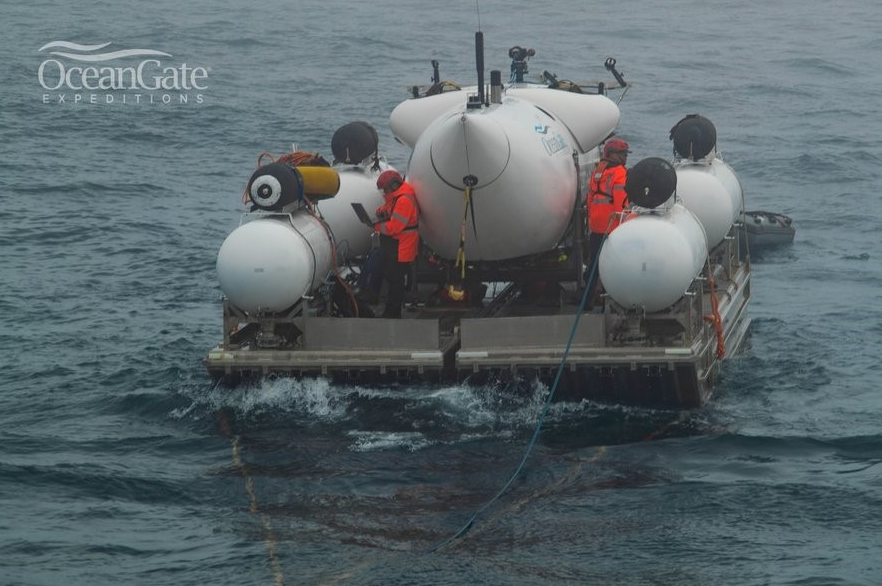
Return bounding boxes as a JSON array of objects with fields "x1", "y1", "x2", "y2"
[
  {"x1": 246, "y1": 162, "x2": 303, "y2": 212},
  {"x1": 625, "y1": 157, "x2": 678, "y2": 208},
  {"x1": 669, "y1": 114, "x2": 717, "y2": 160},
  {"x1": 331, "y1": 121, "x2": 379, "y2": 165}
]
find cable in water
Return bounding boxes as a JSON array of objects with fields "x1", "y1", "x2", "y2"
[{"x1": 427, "y1": 237, "x2": 605, "y2": 553}]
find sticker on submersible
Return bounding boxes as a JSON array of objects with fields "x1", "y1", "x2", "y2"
[
  {"x1": 38, "y1": 41, "x2": 209, "y2": 105},
  {"x1": 541, "y1": 133, "x2": 568, "y2": 156},
  {"x1": 534, "y1": 124, "x2": 568, "y2": 155}
]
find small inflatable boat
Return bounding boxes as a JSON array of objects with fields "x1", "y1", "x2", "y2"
[{"x1": 741, "y1": 210, "x2": 795, "y2": 250}]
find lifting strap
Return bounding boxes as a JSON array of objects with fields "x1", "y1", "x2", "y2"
[{"x1": 455, "y1": 185, "x2": 472, "y2": 279}]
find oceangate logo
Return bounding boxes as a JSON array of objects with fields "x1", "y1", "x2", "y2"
[
  {"x1": 541, "y1": 132, "x2": 568, "y2": 156},
  {"x1": 38, "y1": 41, "x2": 209, "y2": 105}
]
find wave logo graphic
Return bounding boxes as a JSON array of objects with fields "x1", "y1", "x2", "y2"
[
  {"x1": 38, "y1": 40, "x2": 209, "y2": 103},
  {"x1": 38, "y1": 41, "x2": 173, "y2": 62}
]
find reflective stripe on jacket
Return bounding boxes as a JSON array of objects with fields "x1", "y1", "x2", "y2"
[
  {"x1": 587, "y1": 160, "x2": 628, "y2": 234},
  {"x1": 376, "y1": 181, "x2": 420, "y2": 262}
]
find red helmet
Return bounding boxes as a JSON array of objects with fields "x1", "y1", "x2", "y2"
[
  {"x1": 376, "y1": 169, "x2": 403, "y2": 191},
  {"x1": 603, "y1": 138, "x2": 630, "y2": 158}
]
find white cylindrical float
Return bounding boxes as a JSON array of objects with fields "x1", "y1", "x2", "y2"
[
  {"x1": 216, "y1": 164, "x2": 387, "y2": 313},
  {"x1": 709, "y1": 157, "x2": 744, "y2": 218},
  {"x1": 599, "y1": 204, "x2": 708, "y2": 312},
  {"x1": 674, "y1": 164, "x2": 734, "y2": 249},
  {"x1": 217, "y1": 214, "x2": 333, "y2": 313},
  {"x1": 668, "y1": 114, "x2": 744, "y2": 235},
  {"x1": 598, "y1": 156, "x2": 708, "y2": 313},
  {"x1": 314, "y1": 166, "x2": 388, "y2": 257},
  {"x1": 674, "y1": 158, "x2": 745, "y2": 249}
]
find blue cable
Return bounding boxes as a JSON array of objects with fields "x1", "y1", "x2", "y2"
[{"x1": 427, "y1": 241, "x2": 603, "y2": 553}]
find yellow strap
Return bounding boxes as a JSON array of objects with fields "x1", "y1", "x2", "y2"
[{"x1": 454, "y1": 185, "x2": 471, "y2": 279}]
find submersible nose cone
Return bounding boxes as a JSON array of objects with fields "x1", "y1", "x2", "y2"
[{"x1": 430, "y1": 113, "x2": 509, "y2": 189}]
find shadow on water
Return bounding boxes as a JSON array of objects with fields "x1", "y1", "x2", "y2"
[{"x1": 162, "y1": 375, "x2": 732, "y2": 570}]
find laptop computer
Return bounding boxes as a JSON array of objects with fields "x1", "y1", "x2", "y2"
[{"x1": 351, "y1": 202, "x2": 377, "y2": 226}]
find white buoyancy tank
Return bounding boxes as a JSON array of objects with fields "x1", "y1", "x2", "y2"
[
  {"x1": 599, "y1": 203, "x2": 708, "y2": 312},
  {"x1": 709, "y1": 157, "x2": 744, "y2": 217},
  {"x1": 675, "y1": 157, "x2": 744, "y2": 248},
  {"x1": 674, "y1": 165, "x2": 733, "y2": 249},
  {"x1": 217, "y1": 215, "x2": 333, "y2": 313},
  {"x1": 314, "y1": 166, "x2": 387, "y2": 256},
  {"x1": 217, "y1": 165, "x2": 387, "y2": 313}
]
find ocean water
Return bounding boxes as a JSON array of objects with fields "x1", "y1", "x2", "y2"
[{"x1": 2, "y1": 1, "x2": 881, "y2": 584}]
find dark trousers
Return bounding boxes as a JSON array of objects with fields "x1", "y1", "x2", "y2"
[
  {"x1": 380, "y1": 236, "x2": 410, "y2": 318},
  {"x1": 585, "y1": 231, "x2": 606, "y2": 306}
]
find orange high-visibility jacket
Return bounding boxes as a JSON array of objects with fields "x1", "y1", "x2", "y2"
[
  {"x1": 376, "y1": 181, "x2": 420, "y2": 262},
  {"x1": 587, "y1": 160, "x2": 628, "y2": 234}
]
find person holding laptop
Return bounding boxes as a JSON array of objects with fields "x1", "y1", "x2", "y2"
[{"x1": 373, "y1": 170, "x2": 420, "y2": 318}]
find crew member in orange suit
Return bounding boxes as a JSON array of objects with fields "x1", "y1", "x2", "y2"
[
  {"x1": 374, "y1": 170, "x2": 420, "y2": 318},
  {"x1": 585, "y1": 137, "x2": 630, "y2": 303}
]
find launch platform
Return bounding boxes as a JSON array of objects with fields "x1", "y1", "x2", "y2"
[
  {"x1": 204, "y1": 39, "x2": 763, "y2": 409},
  {"x1": 205, "y1": 224, "x2": 750, "y2": 408}
]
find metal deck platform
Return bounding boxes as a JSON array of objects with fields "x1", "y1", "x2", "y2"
[{"x1": 205, "y1": 227, "x2": 751, "y2": 408}]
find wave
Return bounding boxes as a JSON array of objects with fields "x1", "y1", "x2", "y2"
[
  {"x1": 38, "y1": 41, "x2": 111, "y2": 52},
  {"x1": 39, "y1": 40, "x2": 172, "y2": 62},
  {"x1": 48, "y1": 49, "x2": 173, "y2": 62}
]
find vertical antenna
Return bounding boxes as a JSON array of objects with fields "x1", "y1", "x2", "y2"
[
  {"x1": 475, "y1": 0, "x2": 482, "y2": 31},
  {"x1": 475, "y1": 31, "x2": 485, "y2": 106}
]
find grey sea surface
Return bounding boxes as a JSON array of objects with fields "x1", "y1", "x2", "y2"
[{"x1": 1, "y1": 1, "x2": 881, "y2": 584}]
